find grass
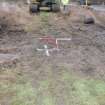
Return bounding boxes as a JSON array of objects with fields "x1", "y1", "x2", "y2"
[
  {"x1": 11, "y1": 83, "x2": 37, "y2": 105},
  {"x1": 0, "y1": 67, "x2": 105, "y2": 105}
]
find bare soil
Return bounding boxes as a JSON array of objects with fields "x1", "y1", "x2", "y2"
[
  {"x1": 0, "y1": 2, "x2": 105, "y2": 79},
  {"x1": 0, "y1": 2, "x2": 105, "y2": 105}
]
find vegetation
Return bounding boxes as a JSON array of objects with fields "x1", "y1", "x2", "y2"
[{"x1": 0, "y1": 67, "x2": 105, "y2": 105}]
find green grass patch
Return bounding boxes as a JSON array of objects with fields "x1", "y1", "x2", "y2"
[
  {"x1": 11, "y1": 83, "x2": 37, "y2": 105},
  {"x1": 61, "y1": 71, "x2": 105, "y2": 105},
  {"x1": 0, "y1": 67, "x2": 105, "y2": 105},
  {"x1": 0, "y1": 81, "x2": 37, "y2": 105}
]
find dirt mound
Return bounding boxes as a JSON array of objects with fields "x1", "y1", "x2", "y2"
[
  {"x1": 0, "y1": 3, "x2": 29, "y2": 68},
  {"x1": 0, "y1": 2, "x2": 31, "y2": 28},
  {"x1": 69, "y1": 4, "x2": 105, "y2": 27},
  {"x1": 0, "y1": 3, "x2": 30, "y2": 39}
]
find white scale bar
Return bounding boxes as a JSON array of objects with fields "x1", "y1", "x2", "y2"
[
  {"x1": 37, "y1": 38, "x2": 72, "y2": 56},
  {"x1": 37, "y1": 47, "x2": 58, "y2": 51},
  {"x1": 38, "y1": 38, "x2": 71, "y2": 40},
  {"x1": 44, "y1": 45, "x2": 50, "y2": 56},
  {"x1": 57, "y1": 38, "x2": 71, "y2": 41}
]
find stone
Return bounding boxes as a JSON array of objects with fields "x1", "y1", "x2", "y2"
[{"x1": 84, "y1": 17, "x2": 95, "y2": 24}]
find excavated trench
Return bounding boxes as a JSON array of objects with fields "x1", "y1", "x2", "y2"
[
  {"x1": 0, "y1": 2, "x2": 105, "y2": 77},
  {"x1": 0, "y1": 2, "x2": 105, "y2": 105}
]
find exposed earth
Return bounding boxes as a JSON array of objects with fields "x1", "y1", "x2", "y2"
[{"x1": 0, "y1": 2, "x2": 105, "y2": 105}]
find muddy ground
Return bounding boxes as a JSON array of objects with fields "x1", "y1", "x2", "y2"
[{"x1": 0, "y1": 2, "x2": 105, "y2": 105}]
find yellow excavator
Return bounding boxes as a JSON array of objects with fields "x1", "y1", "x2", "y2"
[{"x1": 29, "y1": 0, "x2": 61, "y2": 13}]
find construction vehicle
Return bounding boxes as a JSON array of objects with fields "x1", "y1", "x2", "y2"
[
  {"x1": 29, "y1": 0, "x2": 60, "y2": 13},
  {"x1": 78, "y1": 0, "x2": 91, "y2": 5}
]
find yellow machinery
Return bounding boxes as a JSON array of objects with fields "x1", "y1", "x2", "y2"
[
  {"x1": 29, "y1": 0, "x2": 60, "y2": 13},
  {"x1": 78, "y1": 0, "x2": 91, "y2": 5}
]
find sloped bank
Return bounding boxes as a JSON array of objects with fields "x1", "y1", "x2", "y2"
[{"x1": 90, "y1": 5, "x2": 105, "y2": 26}]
